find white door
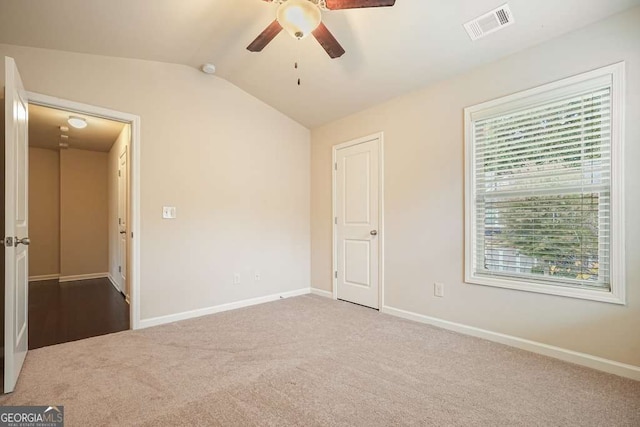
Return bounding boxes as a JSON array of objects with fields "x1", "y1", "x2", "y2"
[
  {"x1": 118, "y1": 148, "x2": 128, "y2": 297},
  {"x1": 335, "y1": 137, "x2": 380, "y2": 309},
  {"x1": 3, "y1": 56, "x2": 29, "y2": 393}
]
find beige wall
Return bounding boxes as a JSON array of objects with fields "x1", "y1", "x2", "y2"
[
  {"x1": 28, "y1": 147, "x2": 60, "y2": 277},
  {"x1": 28, "y1": 146, "x2": 111, "y2": 279},
  {"x1": 107, "y1": 125, "x2": 129, "y2": 293},
  {"x1": 60, "y1": 149, "x2": 109, "y2": 277},
  {"x1": 311, "y1": 8, "x2": 640, "y2": 366},
  {"x1": 0, "y1": 43, "x2": 311, "y2": 320}
]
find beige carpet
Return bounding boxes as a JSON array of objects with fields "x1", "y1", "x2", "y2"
[{"x1": 1, "y1": 295, "x2": 639, "y2": 426}]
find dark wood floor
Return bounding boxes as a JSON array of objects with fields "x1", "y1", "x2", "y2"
[{"x1": 29, "y1": 278, "x2": 129, "y2": 350}]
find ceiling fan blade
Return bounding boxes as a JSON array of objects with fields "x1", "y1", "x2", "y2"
[
  {"x1": 312, "y1": 23, "x2": 345, "y2": 59},
  {"x1": 247, "y1": 20, "x2": 283, "y2": 52},
  {"x1": 325, "y1": 0, "x2": 395, "y2": 10}
]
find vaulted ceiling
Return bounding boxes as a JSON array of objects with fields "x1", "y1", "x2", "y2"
[{"x1": 0, "y1": 0, "x2": 638, "y2": 128}]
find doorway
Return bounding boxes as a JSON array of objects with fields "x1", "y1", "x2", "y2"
[
  {"x1": 27, "y1": 103, "x2": 131, "y2": 349},
  {"x1": 25, "y1": 91, "x2": 142, "y2": 335},
  {"x1": 332, "y1": 133, "x2": 384, "y2": 309},
  {"x1": 3, "y1": 56, "x2": 141, "y2": 393}
]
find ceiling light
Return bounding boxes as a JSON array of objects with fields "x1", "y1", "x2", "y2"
[
  {"x1": 60, "y1": 135, "x2": 68, "y2": 140},
  {"x1": 68, "y1": 116, "x2": 87, "y2": 129},
  {"x1": 60, "y1": 126, "x2": 69, "y2": 132},
  {"x1": 277, "y1": 0, "x2": 321, "y2": 40},
  {"x1": 59, "y1": 142, "x2": 69, "y2": 149}
]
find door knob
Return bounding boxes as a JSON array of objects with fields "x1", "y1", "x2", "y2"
[
  {"x1": 15, "y1": 237, "x2": 30, "y2": 246},
  {"x1": 370, "y1": 230, "x2": 378, "y2": 236},
  {"x1": 119, "y1": 231, "x2": 127, "y2": 234}
]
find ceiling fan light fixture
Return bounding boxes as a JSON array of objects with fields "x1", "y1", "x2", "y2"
[{"x1": 277, "y1": 0, "x2": 321, "y2": 40}]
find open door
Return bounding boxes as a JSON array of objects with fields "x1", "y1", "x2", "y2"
[{"x1": 3, "y1": 56, "x2": 29, "y2": 393}]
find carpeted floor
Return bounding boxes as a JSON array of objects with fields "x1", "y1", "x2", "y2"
[{"x1": 1, "y1": 295, "x2": 639, "y2": 426}]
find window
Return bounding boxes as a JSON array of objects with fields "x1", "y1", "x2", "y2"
[{"x1": 465, "y1": 63, "x2": 625, "y2": 304}]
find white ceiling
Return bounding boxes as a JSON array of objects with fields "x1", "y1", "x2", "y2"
[
  {"x1": 1, "y1": 0, "x2": 638, "y2": 128},
  {"x1": 29, "y1": 104, "x2": 125, "y2": 152}
]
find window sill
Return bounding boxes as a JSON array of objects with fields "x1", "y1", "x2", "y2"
[{"x1": 465, "y1": 273, "x2": 626, "y2": 305}]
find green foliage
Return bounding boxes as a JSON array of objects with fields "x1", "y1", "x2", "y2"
[
  {"x1": 486, "y1": 194, "x2": 600, "y2": 280},
  {"x1": 480, "y1": 93, "x2": 607, "y2": 282}
]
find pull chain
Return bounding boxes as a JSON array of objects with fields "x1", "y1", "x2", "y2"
[
  {"x1": 293, "y1": 62, "x2": 302, "y2": 86},
  {"x1": 296, "y1": 37, "x2": 302, "y2": 87}
]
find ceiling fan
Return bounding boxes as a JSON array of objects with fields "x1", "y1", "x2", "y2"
[{"x1": 247, "y1": 0, "x2": 396, "y2": 59}]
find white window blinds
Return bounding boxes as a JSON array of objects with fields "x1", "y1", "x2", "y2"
[{"x1": 471, "y1": 79, "x2": 612, "y2": 290}]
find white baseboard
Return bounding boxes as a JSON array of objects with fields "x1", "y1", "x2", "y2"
[
  {"x1": 107, "y1": 274, "x2": 122, "y2": 293},
  {"x1": 28, "y1": 274, "x2": 60, "y2": 282},
  {"x1": 58, "y1": 272, "x2": 109, "y2": 283},
  {"x1": 138, "y1": 288, "x2": 311, "y2": 329},
  {"x1": 310, "y1": 288, "x2": 333, "y2": 298},
  {"x1": 381, "y1": 305, "x2": 640, "y2": 381}
]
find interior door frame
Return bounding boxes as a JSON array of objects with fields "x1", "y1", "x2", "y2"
[
  {"x1": 26, "y1": 91, "x2": 142, "y2": 330},
  {"x1": 332, "y1": 132, "x2": 384, "y2": 308}
]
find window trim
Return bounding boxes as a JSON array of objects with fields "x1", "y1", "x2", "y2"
[{"x1": 464, "y1": 62, "x2": 626, "y2": 305}]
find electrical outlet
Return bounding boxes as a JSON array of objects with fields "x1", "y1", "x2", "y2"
[
  {"x1": 233, "y1": 273, "x2": 240, "y2": 285},
  {"x1": 254, "y1": 272, "x2": 261, "y2": 281},
  {"x1": 434, "y1": 282, "x2": 445, "y2": 298}
]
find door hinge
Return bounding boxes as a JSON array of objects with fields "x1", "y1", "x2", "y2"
[
  {"x1": 334, "y1": 271, "x2": 338, "y2": 279},
  {"x1": 118, "y1": 170, "x2": 121, "y2": 177},
  {"x1": 119, "y1": 218, "x2": 122, "y2": 225},
  {"x1": 131, "y1": 232, "x2": 133, "y2": 239},
  {"x1": 334, "y1": 162, "x2": 337, "y2": 171},
  {"x1": 334, "y1": 217, "x2": 337, "y2": 225},
  {"x1": 118, "y1": 266, "x2": 122, "y2": 273},
  {"x1": 4, "y1": 237, "x2": 13, "y2": 247}
]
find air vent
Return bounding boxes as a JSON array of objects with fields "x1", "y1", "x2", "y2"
[{"x1": 464, "y1": 4, "x2": 514, "y2": 41}]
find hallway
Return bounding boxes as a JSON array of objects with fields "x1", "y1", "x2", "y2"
[{"x1": 29, "y1": 278, "x2": 129, "y2": 349}]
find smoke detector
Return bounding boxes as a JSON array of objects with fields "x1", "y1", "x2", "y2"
[
  {"x1": 201, "y1": 63, "x2": 216, "y2": 75},
  {"x1": 464, "y1": 4, "x2": 514, "y2": 41}
]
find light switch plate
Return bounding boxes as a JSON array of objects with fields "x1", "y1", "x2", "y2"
[{"x1": 162, "y1": 206, "x2": 176, "y2": 219}]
